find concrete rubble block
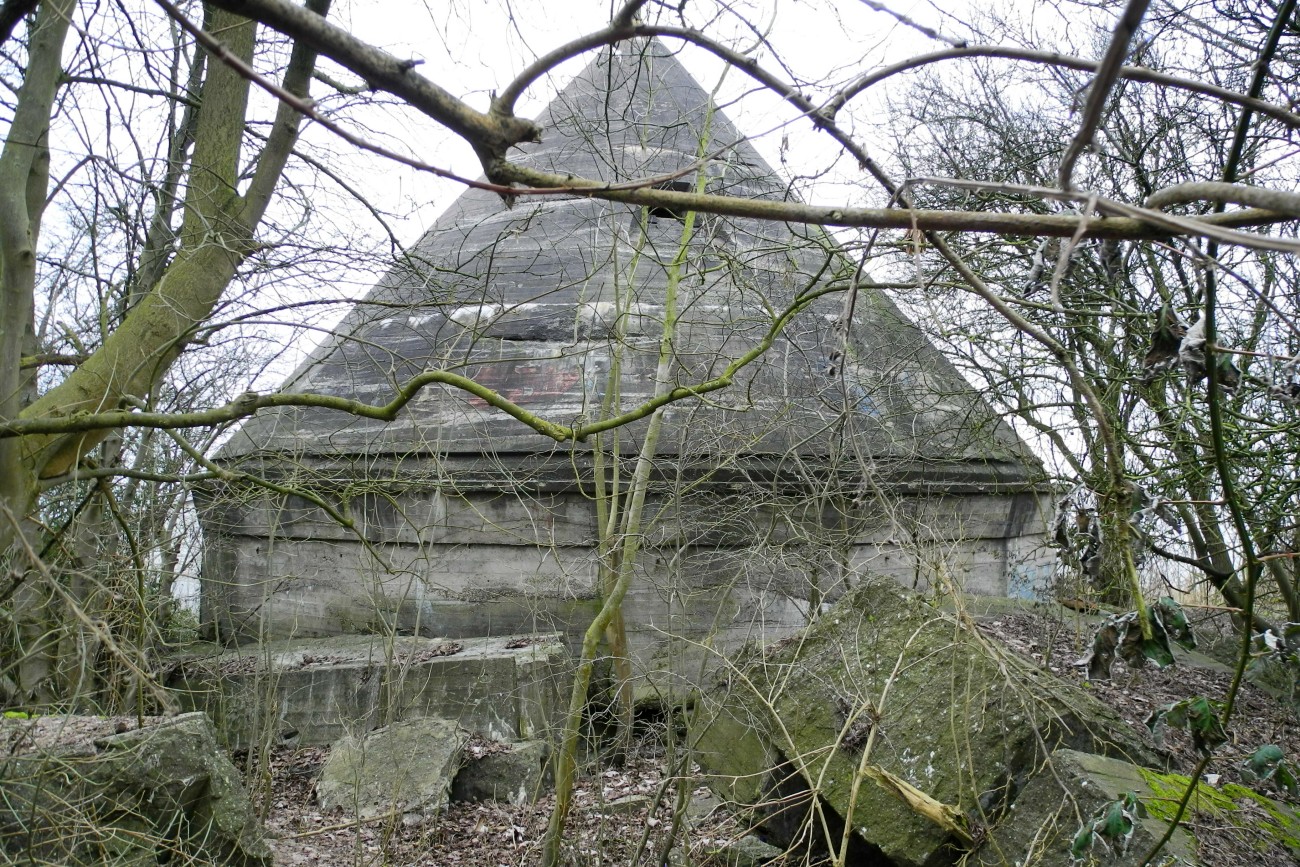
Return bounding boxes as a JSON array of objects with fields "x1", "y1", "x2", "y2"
[
  {"x1": 978, "y1": 747, "x2": 1300, "y2": 866},
  {"x1": 451, "y1": 738, "x2": 551, "y2": 806},
  {"x1": 316, "y1": 717, "x2": 467, "y2": 820},
  {"x1": 974, "y1": 749, "x2": 1202, "y2": 867},
  {"x1": 0, "y1": 712, "x2": 271, "y2": 866},
  {"x1": 169, "y1": 633, "x2": 569, "y2": 747},
  {"x1": 690, "y1": 579, "x2": 1160, "y2": 867},
  {"x1": 602, "y1": 794, "x2": 655, "y2": 815},
  {"x1": 705, "y1": 834, "x2": 786, "y2": 867}
]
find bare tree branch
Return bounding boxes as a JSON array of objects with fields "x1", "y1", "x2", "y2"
[
  {"x1": 0, "y1": 0, "x2": 37, "y2": 47},
  {"x1": 1, "y1": 280, "x2": 843, "y2": 446},
  {"x1": 1146, "y1": 181, "x2": 1300, "y2": 217},
  {"x1": 857, "y1": 0, "x2": 968, "y2": 48},
  {"x1": 1058, "y1": 0, "x2": 1152, "y2": 190},
  {"x1": 823, "y1": 45, "x2": 1300, "y2": 131},
  {"x1": 906, "y1": 175, "x2": 1300, "y2": 253},
  {"x1": 200, "y1": 0, "x2": 541, "y2": 162}
]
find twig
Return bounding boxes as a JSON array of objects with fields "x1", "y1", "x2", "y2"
[
  {"x1": 907, "y1": 175, "x2": 1300, "y2": 254},
  {"x1": 1058, "y1": 0, "x2": 1152, "y2": 190},
  {"x1": 857, "y1": 0, "x2": 967, "y2": 47}
]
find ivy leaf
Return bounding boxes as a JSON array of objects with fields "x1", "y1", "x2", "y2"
[
  {"x1": 1077, "y1": 620, "x2": 1120, "y2": 680},
  {"x1": 1154, "y1": 596, "x2": 1196, "y2": 650},
  {"x1": 1080, "y1": 602, "x2": 1189, "y2": 681},
  {"x1": 1241, "y1": 745, "x2": 1300, "y2": 797},
  {"x1": 1070, "y1": 825, "x2": 1095, "y2": 859},
  {"x1": 1113, "y1": 612, "x2": 1174, "y2": 670},
  {"x1": 1137, "y1": 635, "x2": 1176, "y2": 668},
  {"x1": 1275, "y1": 763, "x2": 1300, "y2": 798},
  {"x1": 1077, "y1": 792, "x2": 1145, "y2": 859},
  {"x1": 1147, "y1": 702, "x2": 1182, "y2": 749},
  {"x1": 1185, "y1": 697, "x2": 1228, "y2": 754},
  {"x1": 1100, "y1": 799, "x2": 1134, "y2": 839},
  {"x1": 1246, "y1": 744, "x2": 1285, "y2": 779},
  {"x1": 1146, "y1": 697, "x2": 1226, "y2": 754}
]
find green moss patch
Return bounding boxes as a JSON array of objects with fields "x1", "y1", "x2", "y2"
[{"x1": 1137, "y1": 767, "x2": 1300, "y2": 855}]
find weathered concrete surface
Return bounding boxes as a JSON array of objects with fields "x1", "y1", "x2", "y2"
[
  {"x1": 200, "y1": 485, "x2": 1053, "y2": 680},
  {"x1": 691, "y1": 579, "x2": 1159, "y2": 867},
  {"x1": 168, "y1": 633, "x2": 568, "y2": 748},
  {"x1": 452, "y1": 739, "x2": 550, "y2": 805},
  {"x1": 317, "y1": 717, "x2": 466, "y2": 820},
  {"x1": 0, "y1": 712, "x2": 270, "y2": 866}
]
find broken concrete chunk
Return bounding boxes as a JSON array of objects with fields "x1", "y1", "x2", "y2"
[
  {"x1": 316, "y1": 717, "x2": 467, "y2": 820},
  {"x1": 451, "y1": 739, "x2": 550, "y2": 805},
  {"x1": 977, "y1": 748, "x2": 1222, "y2": 863},
  {"x1": 0, "y1": 712, "x2": 271, "y2": 866},
  {"x1": 705, "y1": 834, "x2": 786, "y2": 866},
  {"x1": 691, "y1": 580, "x2": 1160, "y2": 867}
]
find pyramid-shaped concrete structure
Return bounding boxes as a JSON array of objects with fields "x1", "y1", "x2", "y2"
[{"x1": 200, "y1": 40, "x2": 1051, "y2": 672}]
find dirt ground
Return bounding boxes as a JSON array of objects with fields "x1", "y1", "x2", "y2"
[{"x1": 244, "y1": 602, "x2": 1299, "y2": 867}]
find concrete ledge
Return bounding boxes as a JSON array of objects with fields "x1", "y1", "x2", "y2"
[{"x1": 168, "y1": 634, "x2": 569, "y2": 748}]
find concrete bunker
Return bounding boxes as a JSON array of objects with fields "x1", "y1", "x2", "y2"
[{"x1": 197, "y1": 39, "x2": 1053, "y2": 688}]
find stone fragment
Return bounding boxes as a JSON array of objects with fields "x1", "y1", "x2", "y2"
[
  {"x1": 602, "y1": 793, "x2": 655, "y2": 815},
  {"x1": 705, "y1": 834, "x2": 785, "y2": 866},
  {"x1": 975, "y1": 749, "x2": 1207, "y2": 867},
  {"x1": 451, "y1": 739, "x2": 550, "y2": 805},
  {"x1": 691, "y1": 580, "x2": 1160, "y2": 867},
  {"x1": 316, "y1": 717, "x2": 467, "y2": 820},
  {"x1": 0, "y1": 712, "x2": 270, "y2": 866}
]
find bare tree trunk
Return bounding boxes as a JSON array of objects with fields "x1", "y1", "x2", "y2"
[
  {"x1": 3, "y1": 1, "x2": 330, "y2": 700},
  {"x1": 0, "y1": 0, "x2": 75, "y2": 699}
]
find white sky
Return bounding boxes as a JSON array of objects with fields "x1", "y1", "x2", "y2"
[{"x1": 294, "y1": 0, "x2": 987, "y2": 244}]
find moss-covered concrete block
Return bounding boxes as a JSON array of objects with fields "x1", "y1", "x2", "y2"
[
  {"x1": 0, "y1": 713, "x2": 270, "y2": 866},
  {"x1": 977, "y1": 747, "x2": 1300, "y2": 866},
  {"x1": 691, "y1": 579, "x2": 1159, "y2": 867}
]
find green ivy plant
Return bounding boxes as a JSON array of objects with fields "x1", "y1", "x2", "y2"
[
  {"x1": 1145, "y1": 696, "x2": 1228, "y2": 754},
  {"x1": 1240, "y1": 744, "x2": 1300, "y2": 797},
  {"x1": 1071, "y1": 791, "x2": 1146, "y2": 861},
  {"x1": 1077, "y1": 596, "x2": 1197, "y2": 680}
]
